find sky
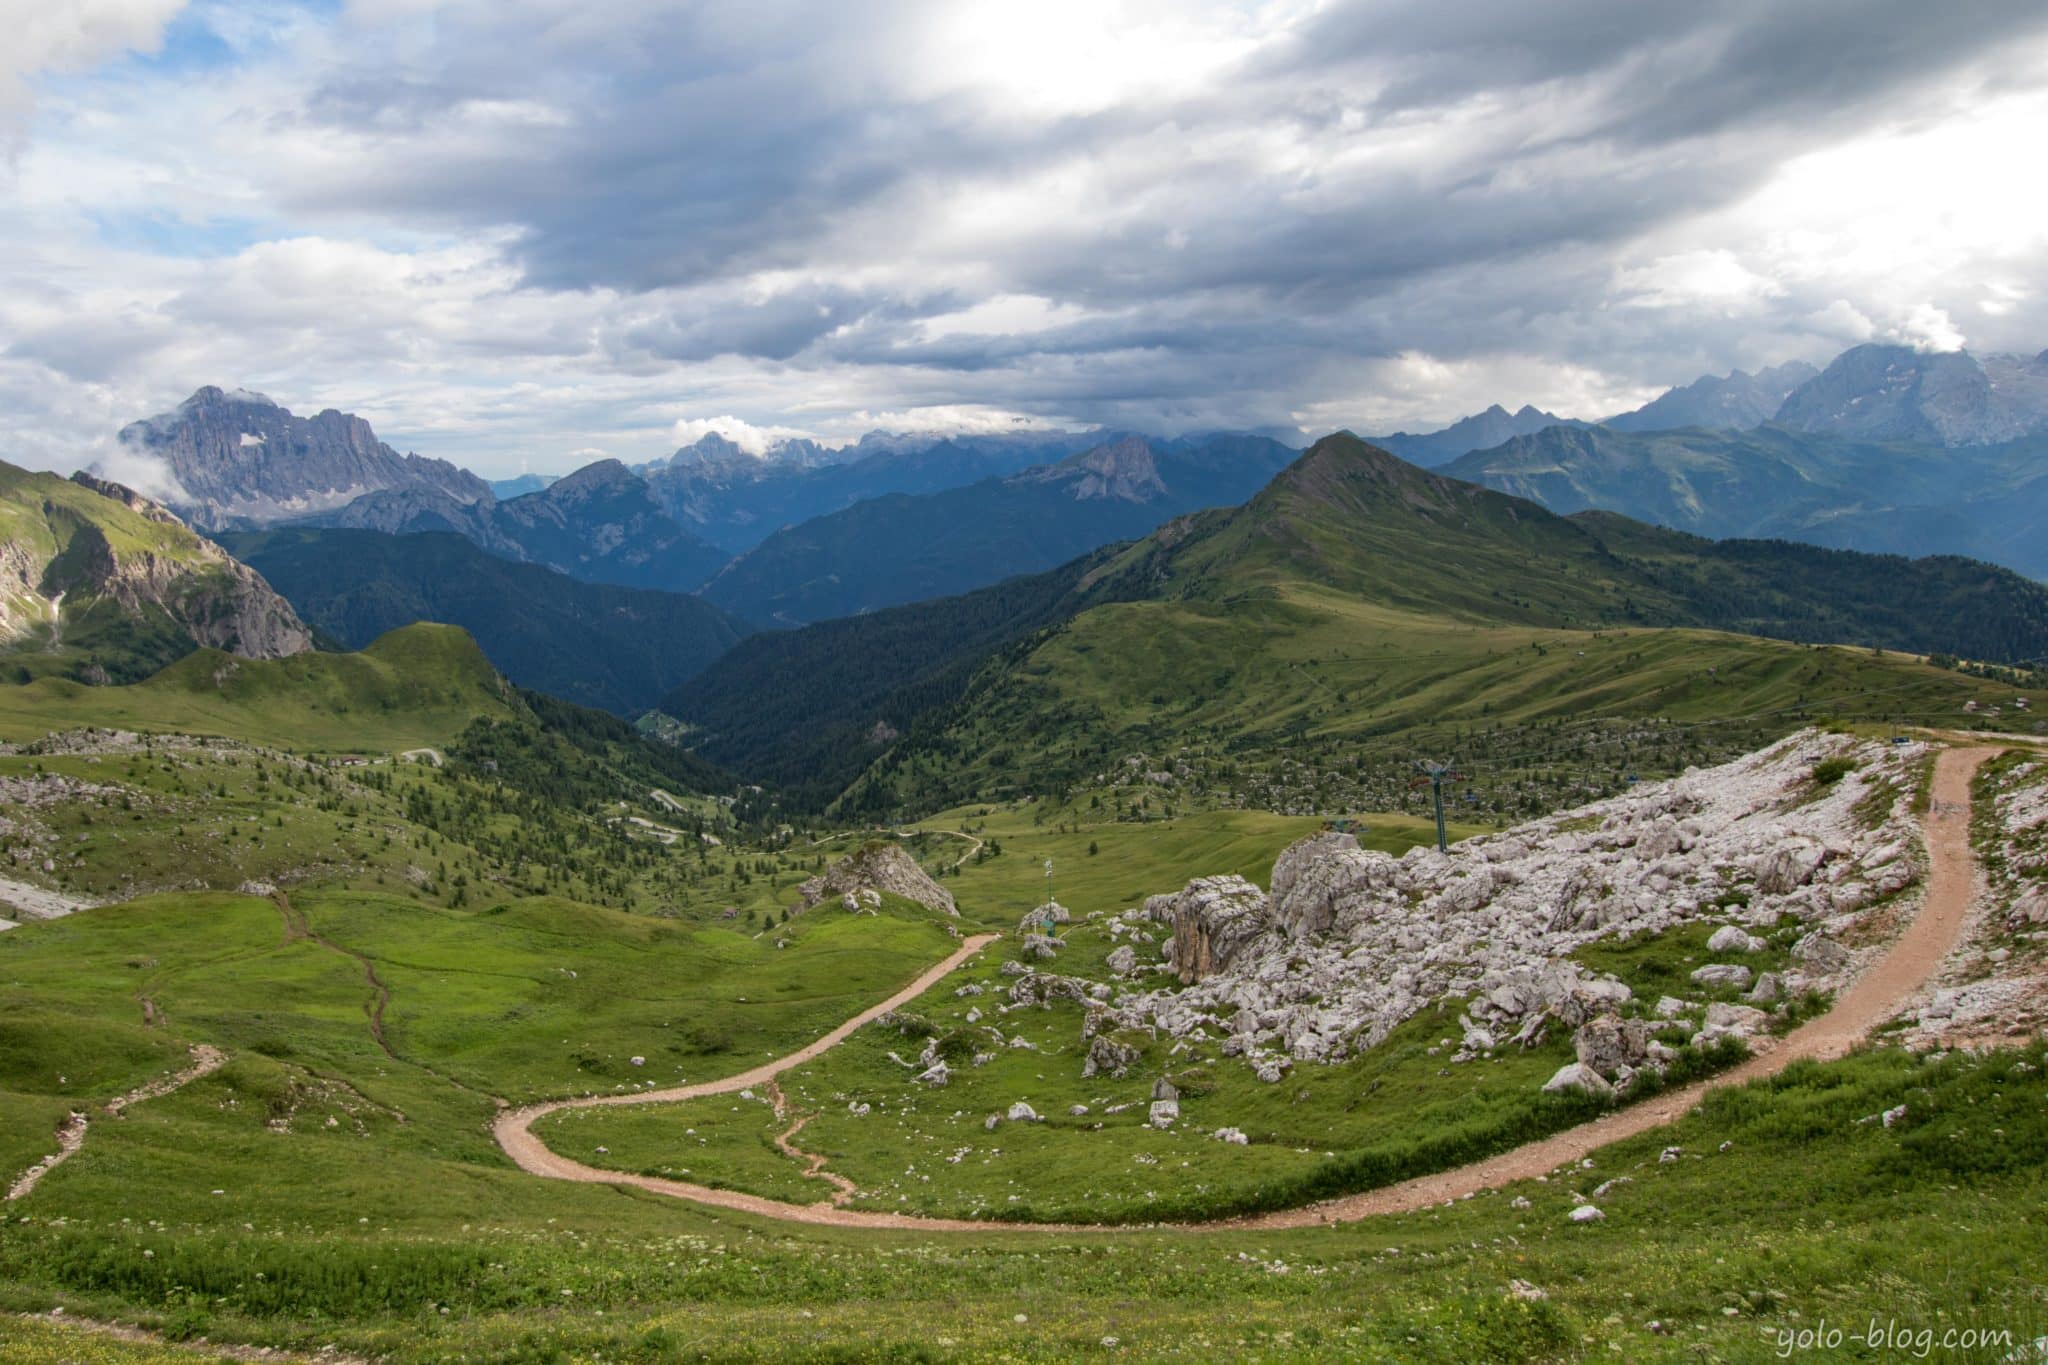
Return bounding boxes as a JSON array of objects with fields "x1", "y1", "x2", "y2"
[{"x1": 4, "y1": 0, "x2": 2048, "y2": 477}]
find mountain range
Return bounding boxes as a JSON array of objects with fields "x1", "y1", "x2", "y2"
[
  {"x1": 699, "y1": 433, "x2": 1298, "y2": 624},
  {"x1": 640, "y1": 427, "x2": 1109, "y2": 553},
  {"x1": 313, "y1": 457, "x2": 732, "y2": 592},
  {"x1": 1444, "y1": 423, "x2": 2048, "y2": 580},
  {"x1": 670, "y1": 433, "x2": 2048, "y2": 814}
]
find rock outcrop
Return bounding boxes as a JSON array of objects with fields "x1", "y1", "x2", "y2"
[
  {"x1": 0, "y1": 461, "x2": 312, "y2": 676},
  {"x1": 1105, "y1": 731, "x2": 1926, "y2": 1085},
  {"x1": 795, "y1": 842, "x2": 957, "y2": 917},
  {"x1": 1153, "y1": 875, "x2": 1268, "y2": 983}
]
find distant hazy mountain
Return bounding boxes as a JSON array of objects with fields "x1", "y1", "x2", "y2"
[
  {"x1": 320, "y1": 458, "x2": 731, "y2": 593},
  {"x1": 223, "y1": 527, "x2": 749, "y2": 715},
  {"x1": 700, "y1": 433, "x2": 1298, "y2": 625},
  {"x1": 643, "y1": 428, "x2": 1111, "y2": 552},
  {"x1": 1444, "y1": 423, "x2": 2048, "y2": 580},
  {"x1": 488, "y1": 473, "x2": 557, "y2": 499},
  {"x1": 1773, "y1": 344, "x2": 2048, "y2": 445},
  {"x1": 0, "y1": 461, "x2": 312, "y2": 683},
  {"x1": 1367, "y1": 404, "x2": 1574, "y2": 467},
  {"x1": 116, "y1": 387, "x2": 491, "y2": 531},
  {"x1": 1604, "y1": 360, "x2": 1818, "y2": 432}
]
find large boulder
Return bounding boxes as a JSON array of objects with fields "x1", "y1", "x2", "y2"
[
  {"x1": 1542, "y1": 1062, "x2": 1614, "y2": 1099},
  {"x1": 1706, "y1": 925, "x2": 1764, "y2": 954},
  {"x1": 1572, "y1": 1014, "x2": 1652, "y2": 1078},
  {"x1": 1158, "y1": 875, "x2": 1270, "y2": 983},
  {"x1": 796, "y1": 842, "x2": 956, "y2": 917},
  {"x1": 1751, "y1": 840, "x2": 1827, "y2": 895},
  {"x1": 1268, "y1": 833, "x2": 1397, "y2": 938},
  {"x1": 1082, "y1": 1035, "x2": 1140, "y2": 1079},
  {"x1": 1019, "y1": 901, "x2": 1071, "y2": 934}
]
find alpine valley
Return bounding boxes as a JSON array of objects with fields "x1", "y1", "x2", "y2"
[{"x1": 4, "y1": 345, "x2": 2048, "y2": 1365}]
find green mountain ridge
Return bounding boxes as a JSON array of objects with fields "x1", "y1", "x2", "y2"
[
  {"x1": 221, "y1": 527, "x2": 752, "y2": 715},
  {"x1": 670, "y1": 434, "x2": 2048, "y2": 815},
  {"x1": 0, "y1": 621, "x2": 519, "y2": 751}
]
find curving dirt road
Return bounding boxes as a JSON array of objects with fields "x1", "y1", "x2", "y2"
[{"x1": 496, "y1": 747, "x2": 1996, "y2": 1233}]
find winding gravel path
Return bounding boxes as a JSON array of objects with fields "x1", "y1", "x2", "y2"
[{"x1": 496, "y1": 747, "x2": 1995, "y2": 1233}]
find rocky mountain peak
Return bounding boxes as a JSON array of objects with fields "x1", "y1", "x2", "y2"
[
  {"x1": 549, "y1": 458, "x2": 641, "y2": 498},
  {"x1": 1770, "y1": 343, "x2": 2034, "y2": 445},
  {"x1": 1041, "y1": 435, "x2": 1169, "y2": 503},
  {"x1": 116, "y1": 387, "x2": 490, "y2": 531}
]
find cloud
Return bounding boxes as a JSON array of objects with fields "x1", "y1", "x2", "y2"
[
  {"x1": 0, "y1": 0, "x2": 184, "y2": 133},
  {"x1": 90, "y1": 442, "x2": 189, "y2": 504},
  {"x1": 2, "y1": 1, "x2": 2047, "y2": 471},
  {"x1": 668, "y1": 415, "x2": 815, "y2": 456}
]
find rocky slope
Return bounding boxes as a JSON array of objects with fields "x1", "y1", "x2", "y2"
[
  {"x1": 0, "y1": 461, "x2": 311, "y2": 680},
  {"x1": 116, "y1": 387, "x2": 490, "y2": 531},
  {"x1": 1091, "y1": 731, "x2": 1927, "y2": 1094},
  {"x1": 1773, "y1": 344, "x2": 2048, "y2": 446}
]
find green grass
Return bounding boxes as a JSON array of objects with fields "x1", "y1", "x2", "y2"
[
  {"x1": 853, "y1": 579, "x2": 2046, "y2": 821},
  {"x1": 0, "y1": 624, "x2": 517, "y2": 752}
]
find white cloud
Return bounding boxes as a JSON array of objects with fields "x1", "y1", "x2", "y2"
[
  {"x1": 668, "y1": 416, "x2": 815, "y2": 457},
  {"x1": 0, "y1": 0, "x2": 184, "y2": 128}
]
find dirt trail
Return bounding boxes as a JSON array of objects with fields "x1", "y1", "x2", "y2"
[
  {"x1": 496, "y1": 748, "x2": 1995, "y2": 1233},
  {"x1": 272, "y1": 892, "x2": 398, "y2": 1061},
  {"x1": 7, "y1": 1045, "x2": 228, "y2": 1202},
  {"x1": 766, "y1": 1079, "x2": 860, "y2": 1205}
]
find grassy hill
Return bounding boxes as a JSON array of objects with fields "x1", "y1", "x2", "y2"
[
  {"x1": 0, "y1": 622, "x2": 517, "y2": 751},
  {"x1": 222, "y1": 527, "x2": 751, "y2": 715}
]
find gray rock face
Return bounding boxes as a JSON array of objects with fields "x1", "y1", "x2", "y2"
[
  {"x1": 1690, "y1": 964, "x2": 1753, "y2": 990},
  {"x1": 4, "y1": 469, "x2": 313, "y2": 665},
  {"x1": 1157, "y1": 876, "x2": 1269, "y2": 983},
  {"x1": 1543, "y1": 1063, "x2": 1614, "y2": 1099},
  {"x1": 1773, "y1": 344, "x2": 2048, "y2": 446},
  {"x1": 117, "y1": 387, "x2": 489, "y2": 532},
  {"x1": 1106, "y1": 944, "x2": 1139, "y2": 977},
  {"x1": 1707, "y1": 925, "x2": 1765, "y2": 954},
  {"x1": 795, "y1": 842, "x2": 957, "y2": 917}
]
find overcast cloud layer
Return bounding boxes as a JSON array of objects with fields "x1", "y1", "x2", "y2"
[{"x1": 4, "y1": 0, "x2": 2048, "y2": 475}]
